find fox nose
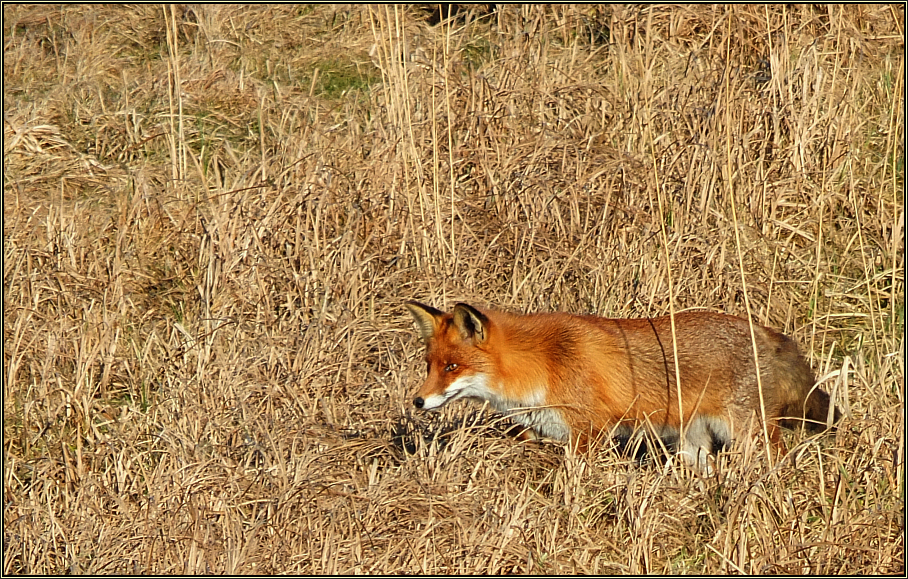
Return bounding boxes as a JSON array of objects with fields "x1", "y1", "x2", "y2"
[{"x1": 413, "y1": 397, "x2": 425, "y2": 409}]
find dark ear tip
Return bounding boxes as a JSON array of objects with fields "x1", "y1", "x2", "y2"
[
  {"x1": 453, "y1": 302, "x2": 486, "y2": 319},
  {"x1": 405, "y1": 301, "x2": 445, "y2": 322},
  {"x1": 405, "y1": 300, "x2": 433, "y2": 313}
]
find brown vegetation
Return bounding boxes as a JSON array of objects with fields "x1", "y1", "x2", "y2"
[{"x1": 3, "y1": 4, "x2": 903, "y2": 573}]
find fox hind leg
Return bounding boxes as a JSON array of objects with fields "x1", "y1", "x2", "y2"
[{"x1": 679, "y1": 415, "x2": 732, "y2": 473}]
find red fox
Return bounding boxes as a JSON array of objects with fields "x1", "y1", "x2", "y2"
[{"x1": 405, "y1": 301, "x2": 839, "y2": 469}]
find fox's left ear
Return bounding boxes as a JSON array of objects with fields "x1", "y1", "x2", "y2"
[
  {"x1": 452, "y1": 303, "x2": 490, "y2": 345},
  {"x1": 405, "y1": 301, "x2": 444, "y2": 343}
]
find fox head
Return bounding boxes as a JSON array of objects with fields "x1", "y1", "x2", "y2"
[{"x1": 405, "y1": 301, "x2": 495, "y2": 410}]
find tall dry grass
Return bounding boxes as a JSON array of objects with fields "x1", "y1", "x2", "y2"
[{"x1": 3, "y1": 4, "x2": 903, "y2": 573}]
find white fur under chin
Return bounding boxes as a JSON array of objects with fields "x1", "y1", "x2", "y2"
[
  {"x1": 426, "y1": 374, "x2": 571, "y2": 441},
  {"x1": 506, "y1": 405, "x2": 571, "y2": 441},
  {"x1": 419, "y1": 373, "x2": 494, "y2": 410}
]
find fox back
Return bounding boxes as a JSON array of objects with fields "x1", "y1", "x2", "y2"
[{"x1": 405, "y1": 301, "x2": 838, "y2": 469}]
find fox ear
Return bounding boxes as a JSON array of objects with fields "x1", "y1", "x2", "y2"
[
  {"x1": 405, "y1": 301, "x2": 444, "y2": 343},
  {"x1": 452, "y1": 303, "x2": 489, "y2": 344}
]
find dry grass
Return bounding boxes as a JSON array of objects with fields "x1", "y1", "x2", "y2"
[{"x1": 3, "y1": 4, "x2": 903, "y2": 574}]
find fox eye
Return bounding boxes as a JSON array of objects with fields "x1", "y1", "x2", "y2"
[{"x1": 444, "y1": 363, "x2": 458, "y2": 372}]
